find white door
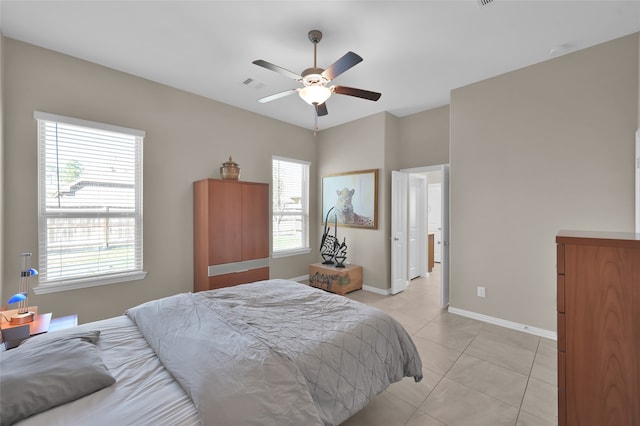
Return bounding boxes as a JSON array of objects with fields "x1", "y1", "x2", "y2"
[
  {"x1": 408, "y1": 174, "x2": 425, "y2": 279},
  {"x1": 440, "y1": 165, "x2": 450, "y2": 306},
  {"x1": 391, "y1": 171, "x2": 408, "y2": 295},
  {"x1": 428, "y1": 183, "x2": 442, "y2": 263}
]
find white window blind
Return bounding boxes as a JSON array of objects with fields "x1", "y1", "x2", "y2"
[
  {"x1": 34, "y1": 111, "x2": 146, "y2": 293},
  {"x1": 272, "y1": 156, "x2": 310, "y2": 256}
]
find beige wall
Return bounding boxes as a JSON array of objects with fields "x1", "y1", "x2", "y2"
[
  {"x1": 398, "y1": 105, "x2": 450, "y2": 167},
  {"x1": 3, "y1": 32, "x2": 639, "y2": 332},
  {"x1": 316, "y1": 113, "x2": 390, "y2": 290},
  {"x1": 3, "y1": 38, "x2": 318, "y2": 323},
  {"x1": 449, "y1": 34, "x2": 638, "y2": 331},
  {"x1": 314, "y1": 109, "x2": 429, "y2": 292},
  {"x1": 0, "y1": 35, "x2": 4, "y2": 297}
]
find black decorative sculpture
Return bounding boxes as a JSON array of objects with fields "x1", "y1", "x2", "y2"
[
  {"x1": 334, "y1": 237, "x2": 348, "y2": 268},
  {"x1": 320, "y1": 207, "x2": 340, "y2": 264}
]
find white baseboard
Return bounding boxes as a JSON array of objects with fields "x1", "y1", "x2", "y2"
[
  {"x1": 362, "y1": 285, "x2": 391, "y2": 295},
  {"x1": 448, "y1": 306, "x2": 557, "y2": 341},
  {"x1": 289, "y1": 275, "x2": 310, "y2": 282}
]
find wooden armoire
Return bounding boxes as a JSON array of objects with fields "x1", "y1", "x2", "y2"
[
  {"x1": 556, "y1": 230, "x2": 640, "y2": 426},
  {"x1": 193, "y1": 178, "x2": 269, "y2": 292}
]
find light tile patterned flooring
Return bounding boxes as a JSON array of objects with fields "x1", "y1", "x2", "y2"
[{"x1": 340, "y1": 265, "x2": 558, "y2": 426}]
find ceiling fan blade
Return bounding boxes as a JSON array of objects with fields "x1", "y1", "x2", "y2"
[
  {"x1": 257, "y1": 89, "x2": 298, "y2": 103},
  {"x1": 322, "y1": 51, "x2": 363, "y2": 81},
  {"x1": 332, "y1": 85, "x2": 381, "y2": 101},
  {"x1": 252, "y1": 60, "x2": 302, "y2": 81},
  {"x1": 316, "y1": 102, "x2": 328, "y2": 117}
]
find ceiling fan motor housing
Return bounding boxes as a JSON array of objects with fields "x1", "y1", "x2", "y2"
[
  {"x1": 308, "y1": 30, "x2": 322, "y2": 44},
  {"x1": 252, "y1": 29, "x2": 381, "y2": 129},
  {"x1": 302, "y1": 67, "x2": 328, "y2": 86}
]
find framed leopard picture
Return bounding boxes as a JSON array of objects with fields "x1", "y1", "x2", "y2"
[{"x1": 322, "y1": 169, "x2": 378, "y2": 229}]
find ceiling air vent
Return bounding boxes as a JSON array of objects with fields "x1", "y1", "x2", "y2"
[
  {"x1": 242, "y1": 78, "x2": 264, "y2": 90},
  {"x1": 477, "y1": 0, "x2": 495, "y2": 6}
]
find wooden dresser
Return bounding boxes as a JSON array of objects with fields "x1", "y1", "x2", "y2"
[
  {"x1": 556, "y1": 231, "x2": 640, "y2": 426},
  {"x1": 193, "y1": 179, "x2": 269, "y2": 292}
]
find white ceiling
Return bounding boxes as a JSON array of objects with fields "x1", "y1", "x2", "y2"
[{"x1": 2, "y1": 1, "x2": 640, "y2": 131}]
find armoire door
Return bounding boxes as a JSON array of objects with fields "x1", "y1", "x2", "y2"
[
  {"x1": 208, "y1": 180, "x2": 243, "y2": 265},
  {"x1": 241, "y1": 182, "x2": 269, "y2": 261}
]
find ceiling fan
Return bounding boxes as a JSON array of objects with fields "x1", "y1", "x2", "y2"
[{"x1": 252, "y1": 30, "x2": 381, "y2": 131}]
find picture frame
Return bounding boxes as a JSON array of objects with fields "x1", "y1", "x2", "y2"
[{"x1": 322, "y1": 169, "x2": 378, "y2": 229}]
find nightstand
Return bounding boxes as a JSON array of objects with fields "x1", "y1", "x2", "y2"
[
  {"x1": 1, "y1": 311, "x2": 51, "y2": 336},
  {"x1": 1, "y1": 312, "x2": 78, "y2": 349},
  {"x1": 1, "y1": 310, "x2": 51, "y2": 349}
]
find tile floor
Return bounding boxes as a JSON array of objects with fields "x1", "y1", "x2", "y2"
[{"x1": 339, "y1": 265, "x2": 558, "y2": 426}]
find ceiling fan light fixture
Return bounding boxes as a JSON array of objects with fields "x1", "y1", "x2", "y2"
[
  {"x1": 253, "y1": 30, "x2": 380, "y2": 130},
  {"x1": 299, "y1": 85, "x2": 331, "y2": 105}
]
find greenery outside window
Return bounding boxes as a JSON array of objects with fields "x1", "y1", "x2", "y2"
[
  {"x1": 34, "y1": 111, "x2": 146, "y2": 294},
  {"x1": 272, "y1": 156, "x2": 311, "y2": 257}
]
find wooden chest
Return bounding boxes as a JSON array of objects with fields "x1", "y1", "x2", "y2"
[{"x1": 309, "y1": 263, "x2": 363, "y2": 295}]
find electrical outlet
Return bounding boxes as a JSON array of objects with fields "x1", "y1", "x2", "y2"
[{"x1": 477, "y1": 286, "x2": 486, "y2": 298}]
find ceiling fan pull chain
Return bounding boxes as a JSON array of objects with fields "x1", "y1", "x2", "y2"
[{"x1": 314, "y1": 106, "x2": 319, "y2": 134}]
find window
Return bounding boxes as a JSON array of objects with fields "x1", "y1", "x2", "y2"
[
  {"x1": 34, "y1": 111, "x2": 145, "y2": 293},
  {"x1": 272, "y1": 156, "x2": 310, "y2": 257}
]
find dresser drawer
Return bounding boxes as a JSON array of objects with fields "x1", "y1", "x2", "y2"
[
  {"x1": 557, "y1": 312, "x2": 565, "y2": 352},
  {"x1": 557, "y1": 274, "x2": 565, "y2": 313},
  {"x1": 207, "y1": 267, "x2": 269, "y2": 290},
  {"x1": 556, "y1": 243, "x2": 565, "y2": 275}
]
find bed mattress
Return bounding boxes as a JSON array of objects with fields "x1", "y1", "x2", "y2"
[
  {"x1": 17, "y1": 316, "x2": 200, "y2": 426},
  {"x1": 10, "y1": 280, "x2": 422, "y2": 426}
]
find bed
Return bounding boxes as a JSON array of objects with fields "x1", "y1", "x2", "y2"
[{"x1": 1, "y1": 279, "x2": 423, "y2": 426}]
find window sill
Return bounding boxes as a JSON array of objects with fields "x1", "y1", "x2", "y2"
[
  {"x1": 33, "y1": 271, "x2": 147, "y2": 295},
  {"x1": 272, "y1": 248, "x2": 312, "y2": 259}
]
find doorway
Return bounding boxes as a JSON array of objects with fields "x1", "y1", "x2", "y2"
[
  {"x1": 426, "y1": 173, "x2": 443, "y2": 263},
  {"x1": 393, "y1": 164, "x2": 450, "y2": 306}
]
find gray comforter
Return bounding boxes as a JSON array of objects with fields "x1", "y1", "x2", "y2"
[{"x1": 126, "y1": 279, "x2": 422, "y2": 426}]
